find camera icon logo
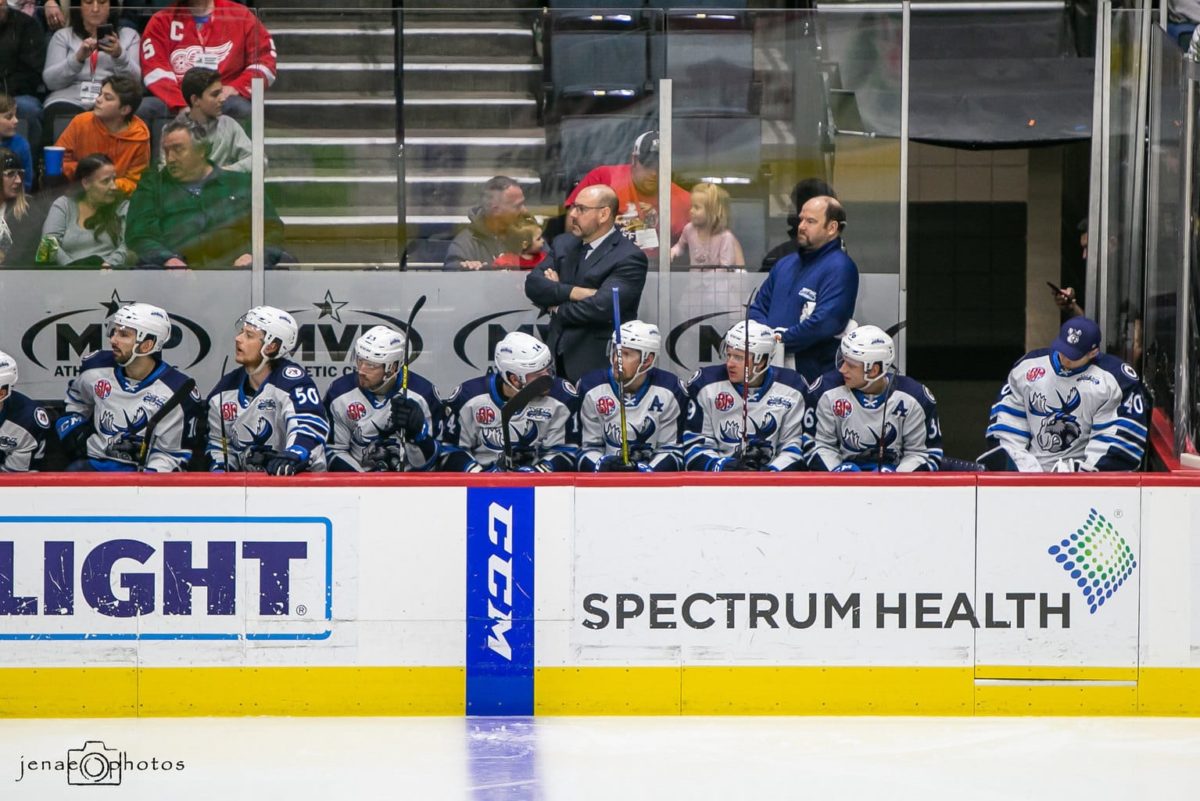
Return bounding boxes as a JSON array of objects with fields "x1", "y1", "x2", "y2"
[{"x1": 66, "y1": 741, "x2": 122, "y2": 786}]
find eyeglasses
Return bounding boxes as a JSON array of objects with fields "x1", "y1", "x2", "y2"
[
  {"x1": 567, "y1": 203, "x2": 604, "y2": 213},
  {"x1": 2, "y1": 169, "x2": 24, "y2": 180}
]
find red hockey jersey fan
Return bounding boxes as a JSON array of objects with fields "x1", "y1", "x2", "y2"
[{"x1": 141, "y1": 0, "x2": 277, "y2": 109}]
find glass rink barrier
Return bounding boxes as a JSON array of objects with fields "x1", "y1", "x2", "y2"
[{"x1": 0, "y1": 5, "x2": 909, "y2": 402}]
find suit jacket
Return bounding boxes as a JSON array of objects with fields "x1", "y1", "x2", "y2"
[{"x1": 525, "y1": 229, "x2": 648, "y2": 381}]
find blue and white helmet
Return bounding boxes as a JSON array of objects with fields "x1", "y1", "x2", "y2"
[
  {"x1": 355, "y1": 325, "x2": 406, "y2": 370},
  {"x1": 494, "y1": 331, "x2": 552, "y2": 391},
  {"x1": 839, "y1": 324, "x2": 894, "y2": 383},
  {"x1": 0, "y1": 350, "x2": 17, "y2": 390},
  {"x1": 109, "y1": 302, "x2": 172, "y2": 358},
  {"x1": 608, "y1": 320, "x2": 661, "y2": 382},
  {"x1": 239, "y1": 306, "x2": 298, "y2": 358}
]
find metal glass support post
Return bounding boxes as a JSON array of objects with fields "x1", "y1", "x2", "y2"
[
  {"x1": 394, "y1": 2, "x2": 407, "y2": 269},
  {"x1": 898, "y1": 1, "x2": 910, "y2": 372},
  {"x1": 1176, "y1": 71, "x2": 1196, "y2": 456},
  {"x1": 251, "y1": 76, "x2": 265, "y2": 306},
  {"x1": 1089, "y1": 2, "x2": 1112, "y2": 324},
  {"x1": 657, "y1": 78, "x2": 673, "y2": 333}
]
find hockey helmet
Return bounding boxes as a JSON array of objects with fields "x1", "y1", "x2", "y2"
[
  {"x1": 838, "y1": 324, "x2": 894, "y2": 387},
  {"x1": 238, "y1": 306, "x2": 299, "y2": 358},
  {"x1": 355, "y1": 325, "x2": 406, "y2": 370},
  {"x1": 108, "y1": 302, "x2": 171, "y2": 363},
  {"x1": 494, "y1": 331, "x2": 552, "y2": 391},
  {"x1": 720, "y1": 320, "x2": 776, "y2": 383},
  {"x1": 0, "y1": 350, "x2": 17, "y2": 390},
  {"x1": 608, "y1": 320, "x2": 660, "y2": 383}
]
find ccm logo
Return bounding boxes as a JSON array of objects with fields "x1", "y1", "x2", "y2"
[{"x1": 485, "y1": 502, "x2": 515, "y2": 660}]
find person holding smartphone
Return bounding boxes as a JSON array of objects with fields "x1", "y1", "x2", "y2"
[{"x1": 42, "y1": 0, "x2": 141, "y2": 148}]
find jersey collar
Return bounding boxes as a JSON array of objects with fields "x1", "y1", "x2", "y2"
[
  {"x1": 608, "y1": 369, "x2": 653, "y2": 405},
  {"x1": 114, "y1": 360, "x2": 167, "y2": 394},
  {"x1": 734, "y1": 367, "x2": 774, "y2": 402},
  {"x1": 1050, "y1": 350, "x2": 1088, "y2": 377}
]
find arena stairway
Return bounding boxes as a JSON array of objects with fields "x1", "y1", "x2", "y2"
[{"x1": 257, "y1": 0, "x2": 549, "y2": 268}]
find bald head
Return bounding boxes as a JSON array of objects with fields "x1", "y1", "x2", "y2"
[
  {"x1": 797, "y1": 195, "x2": 845, "y2": 252},
  {"x1": 568, "y1": 184, "x2": 619, "y2": 243}
]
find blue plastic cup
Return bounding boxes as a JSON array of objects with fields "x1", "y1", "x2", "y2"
[{"x1": 44, "y1": 146, "x2": 65, "y2": 177}]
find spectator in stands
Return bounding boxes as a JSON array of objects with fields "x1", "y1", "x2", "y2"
[
  {"x1": 761, "y1": 177, "x2": 837, "y2": 272},
  {"x1": 0, "y1": 94, "x2": 33, "y2": 191},
  {"x1": 56, "y1": 75, "x2": 149, "y2": 194},
  {"x1": 565, "y1": 130, "x2": 690, "y2": 257},
  {"x1": 139, "y1": 0, "x2": 277, "y2": 123},
  {"x1": 170, "y1": 67, "x2": 250, "y2": 172},
  {"x1": 525, "y1": 184, "x2": 649, "y2": 381},
  {"x1": 41, "y1": 153, "x2": 128, "y2": 266},
  {"x1": 0, "y1": 147, "x2": 39, "y2": 266},
  {"x1": 493, "y1": 213, "x2": 549, "y2": 270},
  {"x1": 127, "y1": 119, "x2": 285, "y2": 268},
  {"x1": 42, "y1": 0, "x2": 141, "y2": 148},
  {"x1": 0, "y1": 0, "x2": 47, "y2": 155},
  {"x1": 33, "y1": 0, "x2": 67, "y2": 30},
  {"x1": 749, "y1": 195, "x2": 858, "y2": 386},
  {"x1": 444, "y1": 175, "x2": 527, "y2": 270},
  {"x1": 670, "y1": 181, "x2": 744, "y2": 269}
]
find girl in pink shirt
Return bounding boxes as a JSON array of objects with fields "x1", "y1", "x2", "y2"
[{"x1": 671, "y1": 182, "x2": 745, "y2": 270}]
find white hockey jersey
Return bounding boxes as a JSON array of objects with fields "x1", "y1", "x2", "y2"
[
  {"x1": 206, "y1": 360, "x2": 329, "y2": 472},
  {"x1": 683, "y1": 364, "x2": 809, "y2": 471},
  {"x1": 985, "y1": 348, "x2": 1147, "y2": 471},
  {"x1": 441, "y1": 373, "x2": 579, "y2": 472},
  {"x1": 804, "y1": 370, "x2": 943, "y2": 472},
  {"x1": 323, "y1": 372, "x2": 443, "y2": 472},
  {"x1": 0, "y1": 391, "x2": 51, "y2": 472},
  {"x1": 60, "y1": 352, "x2": 199, "y2": 472},
  {"x1": 576, "y1": 366, "x2": 687, "y2": 471}
]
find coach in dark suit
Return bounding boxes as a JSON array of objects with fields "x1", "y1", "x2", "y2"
[{"x1": 524, "y1": 185, "x2": 649, "y2": 382}]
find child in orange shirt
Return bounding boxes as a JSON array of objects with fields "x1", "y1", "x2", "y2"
[{"x1": 56, "y1": 75, "x2": 149, "y2": 195}]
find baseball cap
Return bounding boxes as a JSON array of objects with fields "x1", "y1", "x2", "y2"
[
  {"x1": 0, "y1": 149, "x2": 21, "y2": 172},
  {"x1": 1052, "y1": 316, "x2": 1101, "y2": 360},
  {"x1": 632, "y1": 131, "x2": 659, "y2": 167}
]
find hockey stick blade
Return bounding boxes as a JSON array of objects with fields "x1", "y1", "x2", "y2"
[
  {"x1": 401, "y1": 294, "x2": 427, "y2": 369},
  {"x1": 500, "y1": 374, "x2": 553, "y2": 465},
  {"x1": 395, "y1": 294, "x2": 428, "y2": 471},
  {"x1": 138, "y1": 376, "x2": 197, "y2": 467},
  {"x1": 884, "y1": 320, "x2": 907, "y2": 337}
]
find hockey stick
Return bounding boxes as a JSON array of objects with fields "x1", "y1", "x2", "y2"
[
  {"x1": 739, "y1": 285, "x2": 760, "y2": 462},
  {"x1": 611, "y1": 286, "x2": 630, "y2": 466},
  {"x1": 137, "y1": 376, "x2": 197, "y2": 471},
  {"x1": 393, "y1": 294, "x2": 427, "y2": 471},
  {"x1": 217, "y1": 355, "x2": 229, "y2": 469},
  {"x1": 870, "y1": 320, "x2": 907, "y2": 471},
  {"x1": 884, "y1": 320, "x2": 907, "y2": 337},
  {"x1": 500, "y1": 374, "x2": 553, "y2": 470}
]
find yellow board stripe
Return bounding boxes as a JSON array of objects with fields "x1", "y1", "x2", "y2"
[{"x1": 3, "y1": 666, "x2": 1200, "y2": 717}]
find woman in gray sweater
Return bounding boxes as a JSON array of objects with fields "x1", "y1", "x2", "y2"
[{"x1": 41, "y1": 153, "x2": 129, "y2": 267}]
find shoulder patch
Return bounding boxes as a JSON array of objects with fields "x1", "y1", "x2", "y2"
[
  {"x1": 444, "y1": 385, "x2": 462, "y2": 403},
  {"x1": 923, "y1": 385, "x2": 936, "y2": 403},
  {"x1": 34, "y1": 408, "x2": 51, "y2": 429},
  {"x1": 283, "y1": 365, "x2": 304, "y2": 380},
  {"x1": 686, "y1": 369, "x2": 701, "y2": 387},
  {"x1": 562, "y1": 380, "x2": 578, "y2": 398},
  {"x1": 190, "y1": 386, "x2": 202, "y2": 402},
  {"x1": 1121, "y1": 363, "x2": 1138, "y2": 380}
]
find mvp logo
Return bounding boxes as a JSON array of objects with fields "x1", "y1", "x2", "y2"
[{"x1": 1047, "y1": 508, "x2": 1136, "y2": 615}]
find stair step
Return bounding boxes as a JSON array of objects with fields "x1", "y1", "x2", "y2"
[
  {"x1": 274, "y1": 58, "x2": 541, "y2": 94},
  {"x1": 273, "y1": 22, "x2": 535, "y2": 59},
  {"x1": 265, "y1": 129, "x2": 548, "y2": 170},
  {"x1": 267, "y1": 168, "x2": 544, "y2": 209},
  {"x1": 265, "y1": 92, "x2": 539, "y2": 129}
]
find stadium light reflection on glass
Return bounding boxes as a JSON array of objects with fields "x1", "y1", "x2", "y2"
[{"x1": 700, "y1": 177, "x2": 752, "y2": 186}]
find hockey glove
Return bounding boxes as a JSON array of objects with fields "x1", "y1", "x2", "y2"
[
  {"x1": 711, "y1": 455, "x2": 751, "y2": 472},
  {"x1": 741, "y1": 442, "x2": 775, "y2": 471},
  {"x1": 832, "y1": 462, "x2": 862, "y2": 472},
  {"x1": 364, "y1": 440, "x2": 406, "y2": 472},
  {"x1": 266, "y1": 445, "x2": 310, "y2": 476},
  {"x1": 105, "y1": 435, "x2": 146, "y2": 464},
  {"x1": 596, "y1": 455, "x2": 643, "y2": 473},
  {"x1": 389, "y1": 396, "x2": 427, "y2": 441},
  {"x1": 56, "y1": 414, "x2": 94, "y2": 458}
]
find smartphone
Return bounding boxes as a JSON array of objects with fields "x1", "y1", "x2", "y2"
[
  {"x1": 1046, "y1": 280, "x2": 1065, "y2": 296},
  {"x1": 97, "y1": 23, "x2": 115, "y2": 41}
]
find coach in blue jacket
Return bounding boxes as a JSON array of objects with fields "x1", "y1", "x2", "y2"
[{"x1": 750, "y1": 196, "x2": 858, "y2": 385}]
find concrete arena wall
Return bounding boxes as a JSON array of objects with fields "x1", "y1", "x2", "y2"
[{"x1": 0, "y1": 473, "x2": 1197, "y2": 718}]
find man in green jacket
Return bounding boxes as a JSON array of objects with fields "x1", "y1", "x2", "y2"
[{"x1": 127, "y1": 119, "x2": 285, "y2": 268}]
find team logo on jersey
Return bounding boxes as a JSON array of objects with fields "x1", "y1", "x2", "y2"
[
  {"x1": 222, "y1": 401, "x2": 238, "y2": 422},
  {"x1": 169, "y1": 42, "x2": 234, "y2": 76},
  {"x1": 476, "y1": 407, "x2": 496, "y2": 425},
  {"x1": 923, "y1": 386, "x2": 936, "y2": 403},
  {"x1": 1026, "y1": 367, "x2": 1046, "y2": 382},
  {"x1": 346, "y1": 402, "x2": 367, "y2": 421},
  {"x1": 283, "y1": 366, "x2": 304, "y2": 380},
  {"x1": 596, "y1": 396, "x2": 616, "y2": 416},
  {"x1": 0, "y1": 436, "x2": 16, "y2": 449},
  {"x1": 715, "y1": 392, "x2": 735, "y2": 412},
  {"x1": 94, "y1": 380, "x2": 112, "y2": 399},
  {"x1": 833, "y1": 398, "x2": 852, "y2": 418},
  {"x1": 1030, "y1": 389, "x2": 1083, "y2": 454},
  {"x1": 34, "y1": 408, "x2": 50, "y2": 429},
  {"x1": 1122, "y1": 364, "x2": 1138, "y2": 380}
]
